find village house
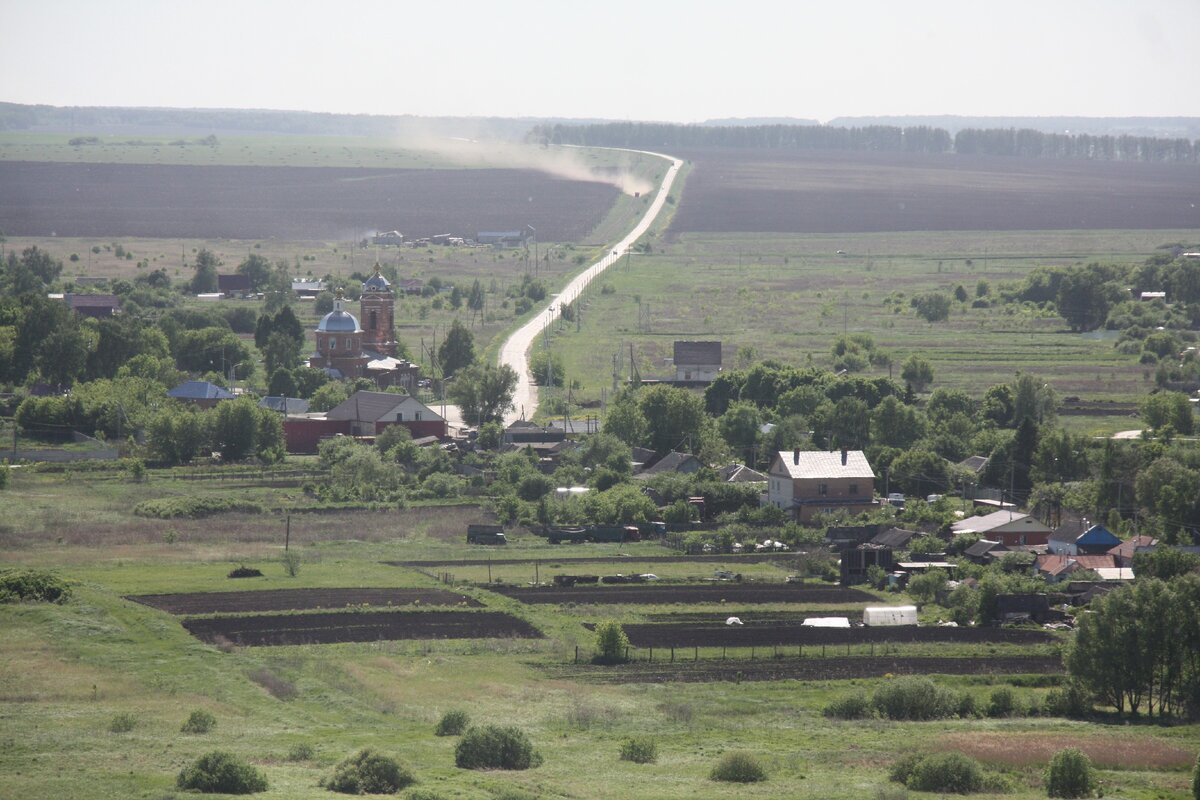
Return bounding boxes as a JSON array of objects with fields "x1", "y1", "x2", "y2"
[
  {"x1": 1035, "y1": 553, "x2": 1118, "y2": 583},
  {"x1": 764, "y1": 449, "x2": 878, "y2": 523},
  {"x1": 951, "y1": 510, "x2": 1053, "y2": 546},
  {"x1": 282, "y1": 390, "x2": 446, "y2": 453},
  {"x1": 166, "y1": 380, "x2": 234, "y2": 409},
  {"x1": 1109, "y1": 535, "x2": 1157, "y2": 568},
  {"x1": 1047, "y1": 523, "x2": 1122, "y2": 556},
  {"x1": 217, "y1": 273, "x2": 251, "y2": 298},
  {"x1": 673, "y1": 341, "x2": 722, "y2": 383},
  {"x1": 635, "y1": 451, "x2": 704, "y2": 480},
  {"x1": 62, "y1": 293, "x2": 120, "y2": 318}
]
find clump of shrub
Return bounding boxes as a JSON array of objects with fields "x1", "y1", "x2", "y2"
[
  {"x1": 1043, "y1": 684, "x2": 1091, "y2": 718},
  {"x1": 286, "y1": 743, "x2": 315, "y2": 762},
  {"x1": 710, "y1": 751, "x2": 767, "y2": 783},
  {"x1": 108, "y1": 712, "x2": 137, "y2": 733},
  {"x1": 281, "y1": 550, "x2": 301, "y2": 577},
  {"x1": 986, "y1": 687, "x2": 1019, "y2": 718},
  {"x1": 322, "y1": 749, "x2": 414, "y2": 794},
  {"x1": 134, "y1": 496, "x2": 264, "y2": 519},
  {"x1": 434, "y1": 709, "x2": 470, "y2": 736},
  {"x1": 890, "y1": 752, "x2": 985, "y2": 793},
  {"x1": 247, "y1": 667, "x2": 296, "y2": 700},
  {"x1": 181, "y1": 708, "x2": 217, "y2": 734},
  {"x1": 619, "y1": 737, "x2": 658, "y2": 764},
  {"x1": 0, "y1": 569, "x2": 71, "y2": 603},
  {"x1": 1045, "y1": 748, "x2": 1097, "y2": 798},
  {"x1": 873, "y1": 677, "x2": 965, "y2": 721},
  {"x1": 176, "y1": 750, "x2": 268, "y2": 794},
  {"x1": 823, "y1": 693, "x2": 873, "y2": 720},
  {"x1": 454, "y1": 725, "x2": 541, "y2": 770},
  {"x1": 591, "y1": 620, "x2": 630, "y2": 664},
  {"x1": 228, "y1": 565, "x2": 263, "y2": 578}
]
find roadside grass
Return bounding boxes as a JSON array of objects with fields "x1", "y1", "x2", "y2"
[{"x1": 541, "y1": 228, "x2": 1200, "y2": 412}]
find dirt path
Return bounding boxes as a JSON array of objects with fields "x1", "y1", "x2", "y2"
[{"x1": 499, "y1": 148, "x2": 684, "y2": 423}]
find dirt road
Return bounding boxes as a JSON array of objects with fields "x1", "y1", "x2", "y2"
[{"x1": 499, "y1": 149, "x2": 683, "y2": 423}]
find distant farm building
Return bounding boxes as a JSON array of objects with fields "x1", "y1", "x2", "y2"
[
  {"x1": 167, "y1": 380, "x2": 234, "y2": 409},
  {"x1": 292, "y1": 279, "x2": 326, "y2": 298},
  {"x1": 673, "y1": 341, "x2": 722, "y2": 382},
  {"x1": 217, "y1": 273, "x2": 251, "y2": 298},
  {"x1": 373, "y1": 230, "x2": 404, "y2": 246},
  {"x1": 477, "y1": 227, "x2": 533, "y2": 248},
  {"x1": 62, "y1": 293, "x2": 120, "y2": 318}
]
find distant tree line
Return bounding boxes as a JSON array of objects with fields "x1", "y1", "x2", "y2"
[{"x1": 530, "y1": 122, "x2": 1200, "y2": 163}]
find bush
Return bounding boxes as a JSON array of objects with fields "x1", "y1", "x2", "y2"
[
  {"x1": 281, "y1": 550, "x2": 301, "y2": 577},
  {"x1": 710, "y1": 751, "x2": 767, "y2": 783},
  {"x1": 435, "y1": 709, "x2": 469, "y2": 736},
  {"x1": 619, "y1": 737, "x2": 658, "y2": 764},
  {"x1": 286, "y1": 743, "x2": 315, "y2": 762},
  {"x1": 228, "y1": 565, "x2": 263, "y2": 578},
  {"x1": 823, "y1": 694, "x2": 873, "y2": 720},
  {"x1": 134, "y1": 496, "x2": 264, "y2": 519},
  {"x1": 986, "y1": 687, "x2": 1018, "y2": 718},
  {"x1": 455, "y1": 725, "x2": 541, "y2": 770},
  {"x1": 0, "y1": 569, "x2": 71, "y2": 603},
  {"x1": 872, "y1": 677, "x2": 959, "y2": 720},
  {"x1": 1046, "y1": 748, "x2": 1097, "y2": 798},
  {"x1": 1043, "y1": 684, "x2": 1091, "y2": 718},
  {"x1": 902, "y1": 752, "x2": 984, "y2": 793},
  {"x1": 406, "y1": 792, "x2": 447, "y2": 800},
  {"x1": 176, "y1": 751, "x2": 268, "y2": 794},
  {"x1": 592, "y1": 620, "x2": 630, "y2": 664},
  {"x1": 181, "y1": 708, "x2": 217, "y2": 734},
  {"x1": 1193, "y1": 753, "x2": 1200, "y2": 800},
  {"x1": 108, "y1": 712, "x2": 137, "y2": 733},
  {"x1": 322, "y1": 749, "x2": 414, "y2": 794}
]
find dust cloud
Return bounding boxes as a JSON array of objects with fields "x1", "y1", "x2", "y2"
[{"x1": 395, "y1": 135, "x2": 653, "y2": 196}]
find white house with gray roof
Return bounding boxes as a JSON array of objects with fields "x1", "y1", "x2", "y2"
[{"x1": 764, "y1": 449, "x2": 878, "y2": 522}]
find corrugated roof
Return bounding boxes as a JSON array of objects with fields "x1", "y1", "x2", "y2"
[
  {"x1": 326, "y1": 391, "x2": 405, "y2": 423},
  {"x1": 168, "y1": 380, "x2": 234, "y2": 400},
  {"x1": 772, "y1": 450, "x2": 875, "y2": 481},
  {"x1": 951, "y1": 511, "x2": 1051, "y2": 534},
  {"x1": 673, "y1": 340, "x2": 722, "y2": 366}
]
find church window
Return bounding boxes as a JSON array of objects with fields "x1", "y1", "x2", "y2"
[{"x1": 369, "y1": 310, "x2": 378, "y2": 330}]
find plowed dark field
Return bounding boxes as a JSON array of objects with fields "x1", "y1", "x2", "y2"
[
  {"x1": 489, "y1": 584, "x2": 873, "y2": 605},
  {"x1": 128, "y1": 588, "x2": 480, "y2": 615},
  {"x1": 550, "y1": 655, "x2": 1064, "y2": 684},
  {"x1": 620, "y1": 623, "x2": 1055, "y2": 648},
  {"x1": 182, "y1": 610, "x2": 541, "y2": 647},
  {"x1": 670, "y1": 148, "x2": 1200, "y2": 233},
  {"x1": 0, "y1": 161, "x2": 617, "y2": 240},
  {"x1": 386, "y1": 553, "x2": 794, "y2": 568}
]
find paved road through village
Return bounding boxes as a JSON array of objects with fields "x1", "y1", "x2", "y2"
[{"x1": 498, "y1": 148, "x2": 683, "y2": 424}]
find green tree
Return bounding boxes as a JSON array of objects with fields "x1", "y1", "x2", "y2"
[
  {"x1": 638, "y1": 384, "x2": 707, "y2": 455},
  {"x1": 911, "y1": 292, "x2": 951, "y2": 322},
  {"x1": 172, "y1": 327, "x2": 250, "y2": 375},
  {"x1": 1141, "y1": 391, "x2": 1195, "y2": 435},
  {"x1": 828, "y1": 396, "x2": 870, "y2": 450},
  {"x1": 262, "y1": 329, "x2": 300, "y2": 376},
  {"x1": 900, "y1": 355, "x2": 934, "y2": 392},
  {"x1": 603, "y1": 388, "x2": 648, "y2": 447},
  {"x1": 438, "y1": 319, "x2": 475, "y2": 378},
  {"x1": 447, "y1": 363, "x2": 518, "y2": 425},
  {"x1": 209, "y1": 397, "x2": 283, "y2": 462},
  {"x1": 189, "y1": 248, "x2": 220, "y2": 294},
  {"x1": 871, "y1": 395, "x2": 925, "y2": 449},
  {"x1": 236, "y1": 253, "x2": 272, "y2": 291},
  {"x1": 593, "y1": 620, "x2": 630, "y2": 664},
  {"x1": 268, "y1": 367, "x2": 297, "y2": 398},
  {"x1": 889, "y1": 448, "x2": 951, "y2": 496},
  {"x1": 718, "y1": 401, "x2": 763, "y2": 454},
  {"x1": 147, "y1": 406, "x2": 208, "y2": 466},
  {"x1": 1045, "y1": 748, "x2": 1097, "y2": 798}
]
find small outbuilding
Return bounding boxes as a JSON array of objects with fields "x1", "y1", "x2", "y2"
[{"x1": 863, "y1": 605, "x2": 918, "y2": 626}]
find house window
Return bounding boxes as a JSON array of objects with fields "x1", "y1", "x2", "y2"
[
  {"x1": 396, "y1": 413, "x2": 404, "y2": 422},
  {"x1": 369, "y1": 310, "x2": 378, "y2": 330},
  {"x1": 849, "y1": 484, "x2": 858, "y2": 496},
  {"x1": 331, "y1": 337, "x2": 338, "y2": 351},
  {"x1": 818, "y1": 484, "x2": 828, "y2": 496},
  {"x1": 415, "y1": 412, "x2": 422, "y2": 421}
]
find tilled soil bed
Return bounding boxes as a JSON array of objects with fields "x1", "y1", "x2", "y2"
[
  {"x1": 387, "y1": 553, "x2": 796, "y2": 568},
  {"x1": 489, "y1": 583, "x2": 873, "y2": 605},
  {"x1": 129, "y1": 588, "x2": 480, "y2": 615},
  {"x1": 548, "y1": 655, "x2": 1064, "y2": 684},
  {"x1": 620, "y1": 622, "x2": 1056, "y2": 648},
  {"x1": 182, "y1": 610, "x2": 541, "y2": 647}
]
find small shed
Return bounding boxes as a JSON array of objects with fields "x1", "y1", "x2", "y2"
[{"x1": 863, "y1": 605, "x2": 918, "y2": 626}]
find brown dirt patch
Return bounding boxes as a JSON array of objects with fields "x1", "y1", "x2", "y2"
[
  {"x1": 938, "y1": 732, "x2": 1195, "y2": 771},
  {"x1": 670, "y1": 148, "x2": 1200, "y2": 233},
  {"x1": 618, "y1": 623, "x2": 1054, "y2": 648},
  {"x1": 0, "y1": 161, "x2": 616, "y2": 240},
  {"x1": 128, "y1": 587, "x2": 480, "y2": 615},
  {"x1": 182, "y1": 610, "x2": 541, "y2": 647},
  {"x1": 489, "y1": 583, "x2": 874, "y2": 605}
]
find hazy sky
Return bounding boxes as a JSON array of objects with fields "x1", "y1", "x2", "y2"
[{"x1": 2, "y1": 0, "x2": 1198, "y2": 122}]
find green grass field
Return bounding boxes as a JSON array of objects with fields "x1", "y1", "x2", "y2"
[
  {"x1": 3, "y1": 463, "x2": 1200, "y2": 799},
  {"x1": 540, "y1": 228, "x2": 1200, "y2": 427}
]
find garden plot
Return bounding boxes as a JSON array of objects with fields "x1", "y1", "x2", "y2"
[
  {"x1": 127, "y1": 587, "x2": 480, "y2": 615},
  {"x1": 490, "y1": 583, "x2": 874, "y2": 605},
  {"x1": 182, "y1": 610, "x2": 542, "y2": 647}
]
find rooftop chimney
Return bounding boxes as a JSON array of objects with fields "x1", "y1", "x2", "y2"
[
  {"x1": 841, "y1": 449, "x2": 848, "y2": 465},
  {"x1": 793, "y1": 448, "x2": 800, "y2": 465}
]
